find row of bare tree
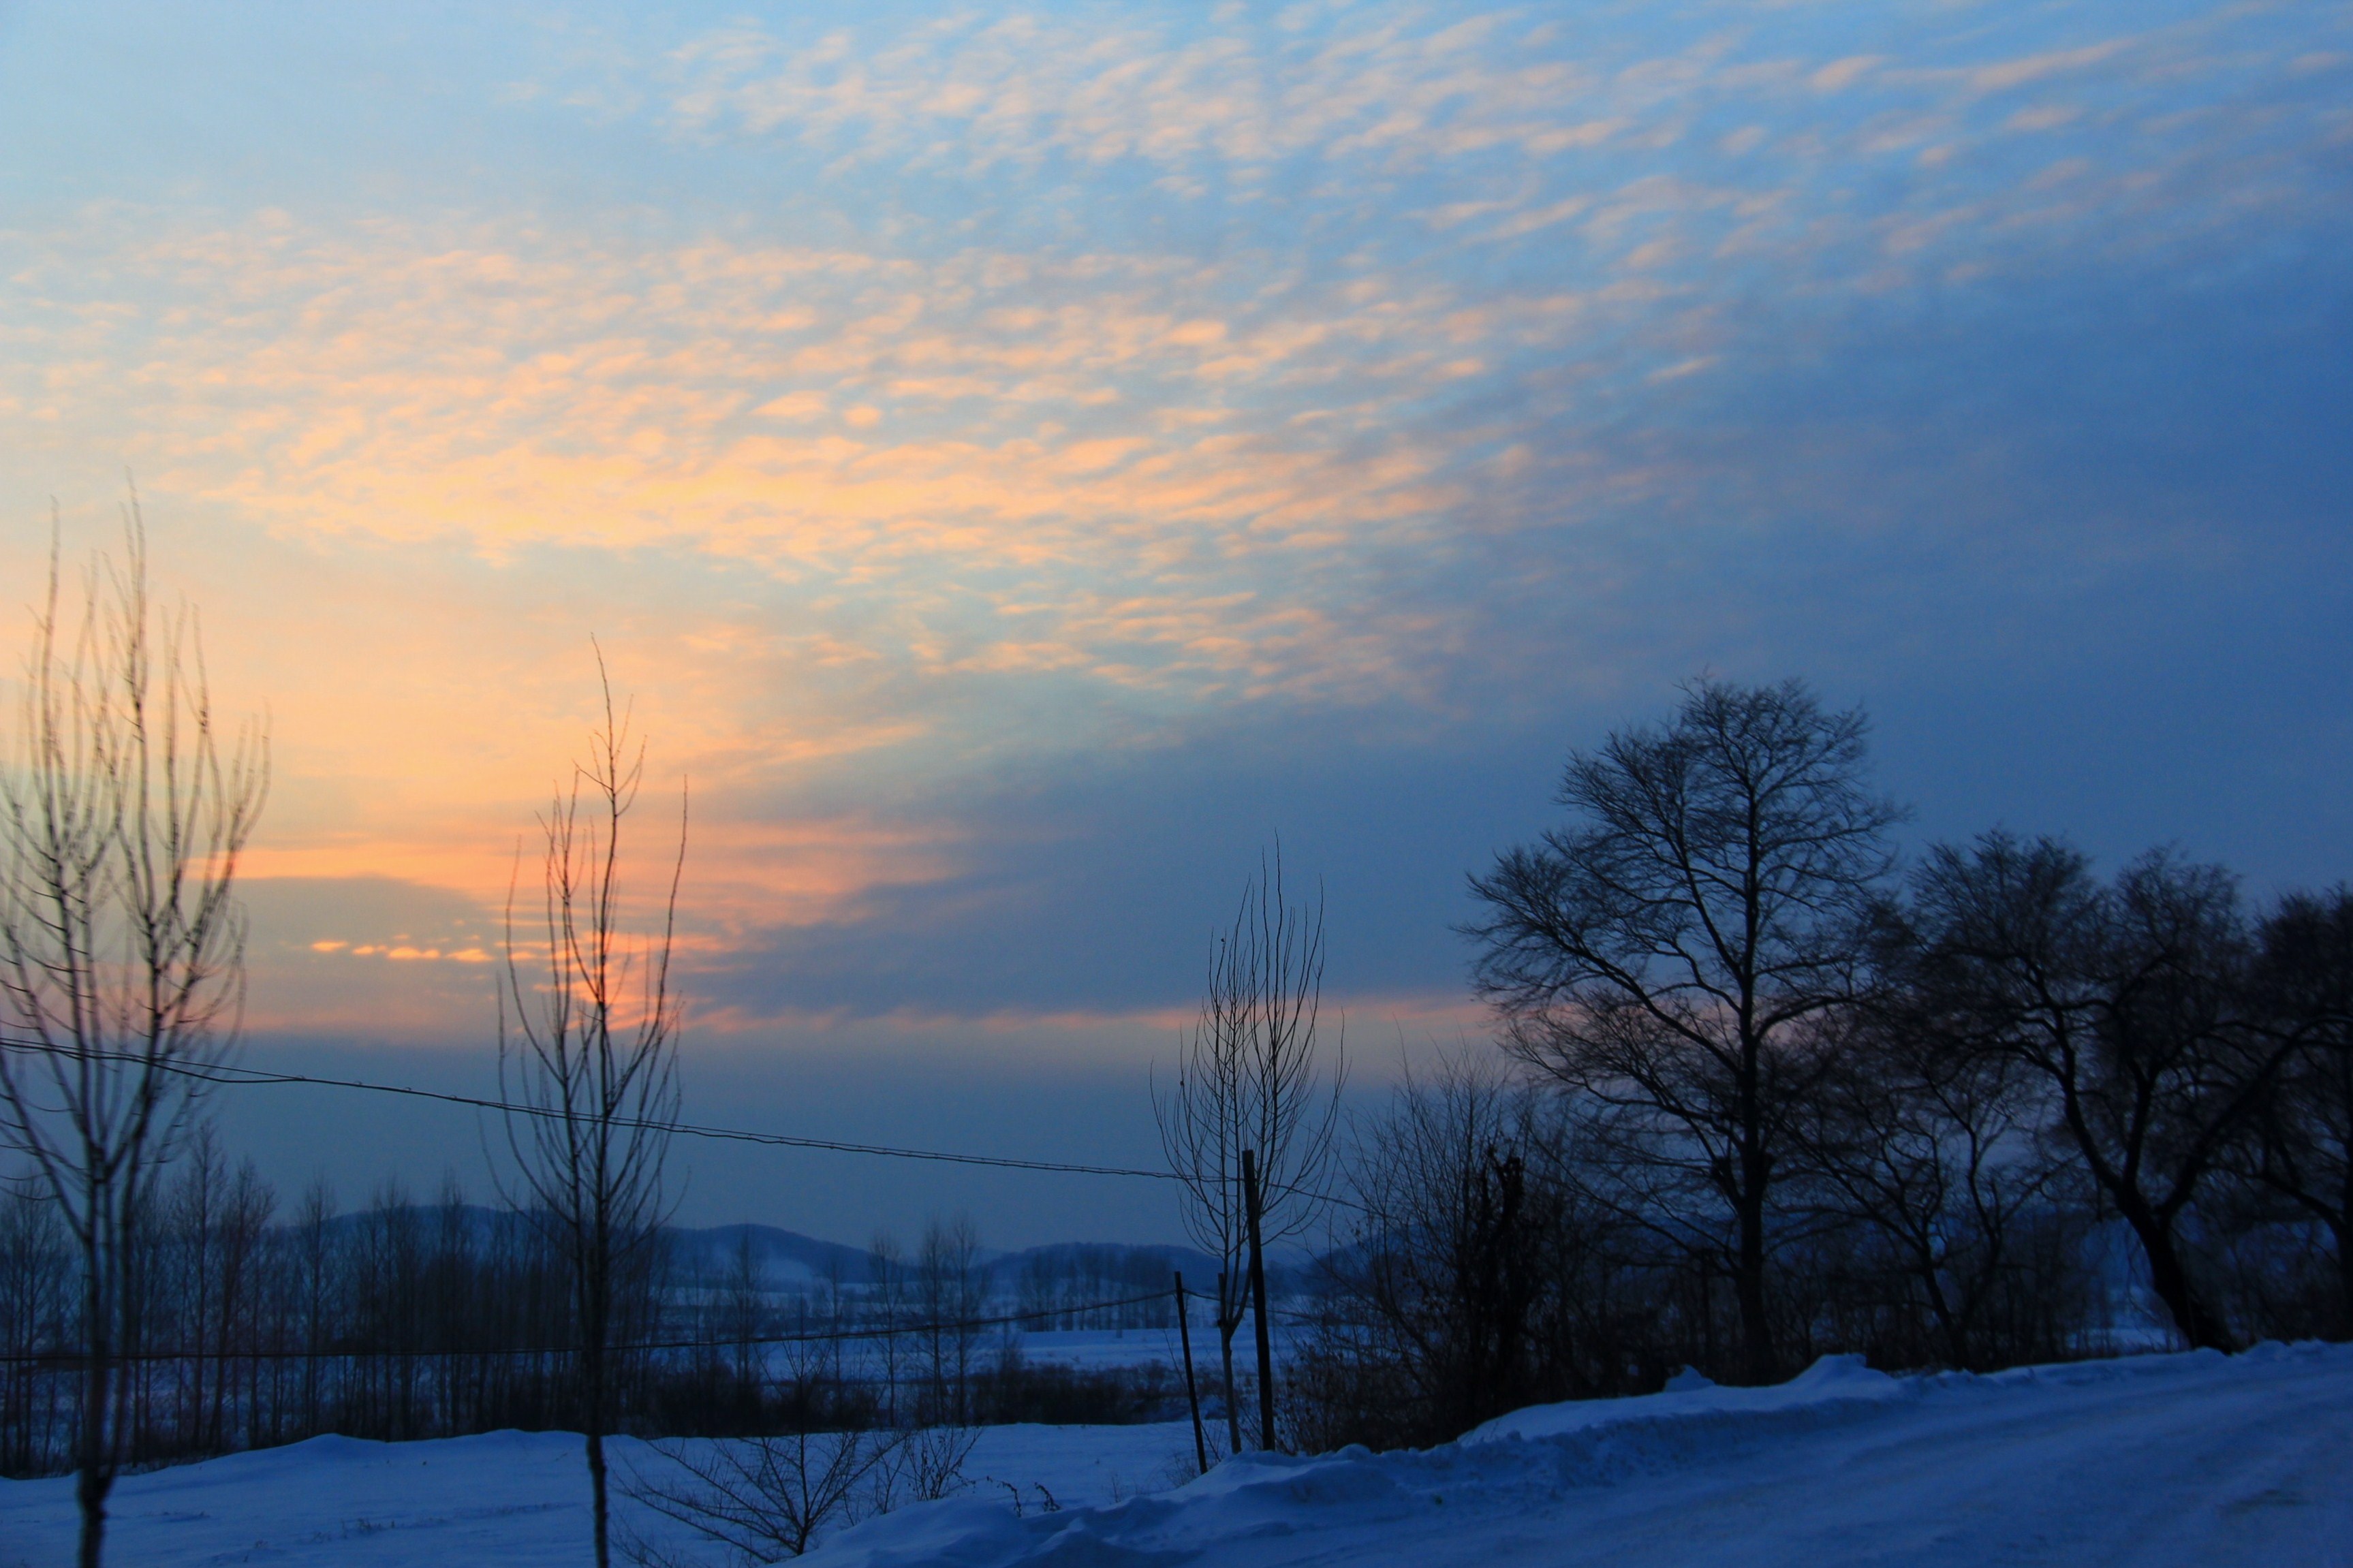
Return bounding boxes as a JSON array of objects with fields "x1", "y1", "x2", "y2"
[
  {"x1": 1283, "y1": 680, "x2": 2350, "y2": 1450},
  {"x1": 0, "y1": 1164, "x2": 1198, "y2": 1478},
  {"x1": 0, "y1": 516, "x2": 699, "y2": 1567},
  {"x1": 0, "y1": 1163, "x2": 646, "y2": 1475}
]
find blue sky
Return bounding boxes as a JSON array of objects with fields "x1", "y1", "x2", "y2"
[{"x1": 2, "y1": 0, "x2": 2349, "y2": 1244}]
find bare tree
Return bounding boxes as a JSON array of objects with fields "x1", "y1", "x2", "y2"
[
  {"x1": 623, "y1": 1428, "x2": 907, "y2": 1565},
  {"x1": 1154, "y1": 845, "x2": 1342, "y2": 1452},
  {"x1": 501, "y1": 654, "x2": 686, "y2": 1568},
  {"x1": 1467, "y1": 678, "x2": 1900, "y2": 1383},
  {"x1": 915, "y1": 1214, "x2": 984, "y2": 1426},
  {"x1": 867, "y1": 1230, "x2": 907, "y2": 1426},
  {"x1": 622, "y1": 1422, "x2": 976, "y2": 1565},
  {"x1": 290, "y1": 1177, "x2": 338, "y2": 1437},
  {"x1": 716, "y1": 1229, "x2": 766, "y2": 1422},
  {"x1": 0, "y1": 513, "x2": 266, "y2": 1566},
  {"x1": 1313, "y1": 1054, "x2": 1567, "y2": 1445},
  {"x1": 1907, "y1": 834, "x2": 2299, "y2": 1350},
  {"x1": 2239, "y1": 888, "x2": 2353, "y2": 1328},
  {"x1": 1795, "y1": 1001, "x2": 2074, "y2": 1370}
]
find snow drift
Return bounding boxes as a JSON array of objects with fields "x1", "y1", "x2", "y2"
[
  {"x1": 3, "y1": 1343, "x2": 2347, "y2": 1566},
  {"x1": 802, "y1": 1343, "x2": 2353, "y2": 1567}
]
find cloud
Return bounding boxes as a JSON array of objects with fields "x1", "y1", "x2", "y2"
[
  {"x1": 4, "y1": 0, "x2": 2348, "y2": 1053},
  {"x1": 653, "y1": 1, "x2": 2348, "y2": 262},
  {"x1": 1, "y1": 215, "x2": 1587, "y2": 732}
]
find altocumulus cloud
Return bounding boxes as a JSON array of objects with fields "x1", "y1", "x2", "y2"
[{"x1": 0, "y1": 0, "x2": 2347, "y2": 1050}]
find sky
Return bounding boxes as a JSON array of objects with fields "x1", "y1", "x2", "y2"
[{"x1": 1, "y1": 0, "x2": 2348, "y2": 1248}]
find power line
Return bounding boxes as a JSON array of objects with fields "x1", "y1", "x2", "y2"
[
  {"x1": 0, "y1": 1034, "x2": 1364, "y2": 1222},
  {"x1": 0, "y1": 1036, "x2": 1179, "y2": 1183}
]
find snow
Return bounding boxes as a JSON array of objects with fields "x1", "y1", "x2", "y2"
[
  {"x1": 937, "y1": 1419, "x2": 1202, "y2": 1509},
  {"x1": 0, "y1": 1424, "x2": 1201, "y2": 1566},
  {"x1": 6, "y1": 1345, "x2": 2350, "y2": 1566},
  {"x1": 1003, "y1": 1328, "x2": 1189, "y2": 1372},
  {"x1": 811, "y1": 1346, "x2": 2353, "y2": 1568},
  {"x1": 1459, "y1": 1350, "x2": 1903, "y2": 1445}
]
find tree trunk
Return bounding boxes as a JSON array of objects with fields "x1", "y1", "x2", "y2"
[
  {"x1": 585, "y1": 1330, "x2": 610, "y2": 1568},
  {"x1": 583, "y1": 1245, "x2": 612, "y2": 1568},
  {"x1": 2119, "y1": 1199, "x2": 2233, "y2": 1351},
  {"x1": 1734, "y1": 1156, "x2": 1775, "y2": 1385},
  {"x1": 587, "y1": 1425, "x2": 609, "y2": 1568},
  {"x1": 1919, "y1": 1261, "x2": 1967, "y2": 1371},
  {"x1": 2335, "y1": 1161, "x2": 2353, "y2": 1339},
  {"x1": 1733, "y1": 1244, "x2": 1773, "y2": 1383},
  {"x1": 1244, "y1": 1150, "x2": 1276, "y2": 1451},
  {"x1": 583, "y1": 1281, "x2": 612, "y2": 1563},
  {"x1": 77, "y1": 1246, "x2": 110, "y2": 1568},
  {"x1": 2335, "y1": 1217, "x2": 2353, "y2": 1340},
  {"x1": 1217, "y1": 1268, "x2": 1240, "y2": 1455}
]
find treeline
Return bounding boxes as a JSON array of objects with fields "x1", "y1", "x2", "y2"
[
  {"x1": 1288, "y1": 681, "x2": 2352, "y2": 1452},
  {"x1": 0, "y1": 1155, "x2": 1198, "y2": 1478},
  {"x1": 1012, "y1": 1244, "x2": 1209, "y2": 1330},
  {"x1": 12, "y1": 670, "x2": 2346, "y2": 1487},
  {"x1": 0, "y1": 1142, "x2": 657, "y2": 1477}
]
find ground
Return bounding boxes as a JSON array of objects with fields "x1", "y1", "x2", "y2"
[{"x1": 5, "y1": 1343, "x2": 2348, "y2": 1566}]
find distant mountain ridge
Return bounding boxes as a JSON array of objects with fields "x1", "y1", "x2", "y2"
[
  {"x1": 667, "y1": 1221, "x2": 1222, "y2": 1291},
  {"x1": 306, "y1": 1202, "x2": 1253, "y2": 1293}
]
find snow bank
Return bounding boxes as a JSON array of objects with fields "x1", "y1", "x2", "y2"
[
  {"x1": 0, "y1": 1422, "x2": 1199, "y2": 1567},
  {"x1": 803, "y1": 1353, "x2": 1914, "y2": 1568},
  {"x1": 6, "y1": 1343, "x2": 2346, "y2": 1566},
  {"x1": 801, "y1": 1343, "x2": 2353, "y2": 1567},
  {"x1": 1461, "y1": 1351, "x2": 1903, "y2": 1445}
]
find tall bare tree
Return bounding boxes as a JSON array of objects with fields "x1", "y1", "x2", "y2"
[
  {"x1": 1154, "y1": 845, "x2": 1342, "y2": 1452},
  {"x1": 868, "y1": 1230, "x2": 908, "y2": 1426},
  {"x1": 1467, "y1": 678, "x2": 1900, "y2": 1383},
  {"x1": 501, "y1": 654, "x2": 685, "y2": 1568},
  {"x1": 1909, "y1": 834, "x2": 2302, "y2": 1350},
  {"x1": 1794, "y1": 999, "x2": 2073, "y2": 1370},
  {"x1": 2240, "y1": 888, "x2": 2353, "y2": 1327},
  {"x1": 1323, "y1": 1054, "x2": 1567, "y2": 1444},
  {"x1": 915, "y1": 1214, "x2": 984, "y2": 1426},
  {"x1": 0, "y1": 512, "x2": 266, "y2": 1567}
]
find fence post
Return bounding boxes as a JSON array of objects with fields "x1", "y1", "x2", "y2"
[{"x1": 1174, "y1": 1272, "x2": 1208, "y2": 1473}]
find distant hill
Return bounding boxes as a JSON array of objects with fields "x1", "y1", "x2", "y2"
[
  {"x1": 666, "y1": 1223, "x2": 1226, "y2": 1293},
  {"x1": 984, "y1": 1240, "x2": 1224, "y2": 1291},
  {"x1": 666, "y1": 1221, "x2": 885, "y2": 1285},
  {"x1": 310, "y1": 1204, "x2": 1262, "y2": 1296}
]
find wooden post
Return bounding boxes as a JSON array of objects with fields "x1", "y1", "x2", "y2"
[
  {"x1": 1216, "y1": 1269, "x2": 1240, "y2": 1452},
  {"x1": 1175, "y1": 1272, "x2": 1209, "y2": 1474},
  {"x1": 1243, "y1": 1148, "x2": 1275, "y2": 1452}
]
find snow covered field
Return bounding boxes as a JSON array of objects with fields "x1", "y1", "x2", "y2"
[
  {"x1": 5, "y1": 1344, "x2": 2348, "y2": 1567},
  {"x1": 0, "y1": 1421, "x2": 1202, "y2": 1567},
  {"x1": 1000, "y1": 1327, "x2": 1191, "y2": 1372}
]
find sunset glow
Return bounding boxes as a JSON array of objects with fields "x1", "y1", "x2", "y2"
[{"x1": 3, "y1": 0, "x2": 2347, "y2": 1239}]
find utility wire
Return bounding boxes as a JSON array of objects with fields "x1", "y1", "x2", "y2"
[
  {"x1": 0, "y1": 1034, "x2": 1358, "y2": 1212},
  {"x1": 0, "y1": 1036, "x2": 1178, "y2": 1183}
]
